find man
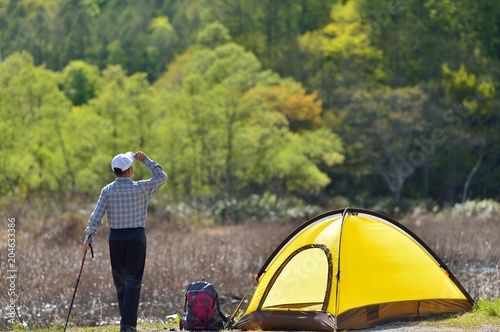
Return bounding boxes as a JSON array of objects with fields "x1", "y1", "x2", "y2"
[{"x1": 83, "y1": 151, "x2": 167, "y2": 332}]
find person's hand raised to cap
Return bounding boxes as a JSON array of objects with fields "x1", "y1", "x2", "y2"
[{"x1": 134, "y1": 151, "x2": 147, "y2": 162}]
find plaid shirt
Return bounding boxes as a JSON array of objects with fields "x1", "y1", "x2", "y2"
[{"x1": 84, "y1": 157, "x2": 167, "y2": 243}]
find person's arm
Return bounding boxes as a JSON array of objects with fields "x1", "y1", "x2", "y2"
[
  {"x1": 135, "y1": 151, "x2": 167, "y2": 196},
  {"x1": 83, "y1": 187, "x2": 108, "y2": 249}
]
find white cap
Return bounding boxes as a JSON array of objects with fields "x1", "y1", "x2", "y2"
[{"x1": 111, "y1": 152, "x2": 135, "y2": 171}]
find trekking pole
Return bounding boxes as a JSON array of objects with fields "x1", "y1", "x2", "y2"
[
  {"x1": 64, "y1": 244, "x2": 94, "y2": 332},
  {"x1": 225, "y1": 274, "x2": 258, "y2": 329}
]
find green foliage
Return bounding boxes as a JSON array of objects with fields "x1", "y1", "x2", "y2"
[
  {"x1": 149, "y1": 40, "x2": 343, "y2": 206},
  {"x1": 323, "y1": 0, "x2": 381, "y2": 61},
  {"x1": 145, "y1": 15, "x2": 179, "y2": 80},
  {"x1": 60, "y1": 60, "x2": 102, "y2": 105},
  {"x1": 0, "y1": 52, "x2": 72, "y2": 197},
  {"x1": 442, "y1": 63, "x2": 478, "y2": 103},
  {"x1": 474, "y1": 298, "x2": 500, "y2": 317},
  {"x1": 298, "y1": 0, "x2": 388, "y2": 110},
  {"x1": 428, "y1": 298, "x2": 500, "y2": 329},
  {"x1": 196, "y1": 21, "x2": 231, "y2": 48},
  {"x1": 336, "y1": 85, "x2": 430, "y2": 201},
  {"x1": 1, "y1": 0, "x2": 500, "y2": 212},
  {"x1": 441, "y1": 199, "x2": 500, "y2": 220},
  {"x1": 210, "y1": 194, "x2": 322, "y2": 224}
]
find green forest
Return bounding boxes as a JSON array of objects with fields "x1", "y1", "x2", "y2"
[{"x1": 1, "y1": 0, "x2": 499, "y2": 218}]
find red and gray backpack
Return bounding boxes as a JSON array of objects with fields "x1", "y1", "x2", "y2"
[{"x1": 180, "y1": 279, "x2": 228, "y2": 331}]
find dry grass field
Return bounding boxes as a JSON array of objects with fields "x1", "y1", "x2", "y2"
[{"x1": 0, "y1": 200, "x2": 499, "y2": 330}]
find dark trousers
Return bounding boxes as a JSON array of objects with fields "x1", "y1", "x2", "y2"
[{"x1": 109, "y1": 228, "x2": 146, "y2": 329}]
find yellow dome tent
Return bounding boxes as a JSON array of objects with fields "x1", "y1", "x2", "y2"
[{"x1": 233, "y1": 208, "x2": 473, "y2": 331}]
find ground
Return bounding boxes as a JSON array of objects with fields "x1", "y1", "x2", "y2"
[
  {"x1": 361, "y1": 321, "x2": 499, "y2": 332},
  {"x1": 59, "y1": 321, "x2": 500, "y2": 331}
]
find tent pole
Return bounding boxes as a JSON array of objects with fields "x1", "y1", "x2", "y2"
[
  {"x1": 225, "y1": 274, "x2": 258, "y2": 329},
  {"x1": 334, "y1": 207, "x2": 350, "y2": 331}
]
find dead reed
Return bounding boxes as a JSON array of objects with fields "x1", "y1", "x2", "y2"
[
  {"x1": 0, "y1": 202, "x2": 498, "y2": 329},
  {"x1": 401, "y1": 207, "x2": 500, "y2": 301}
]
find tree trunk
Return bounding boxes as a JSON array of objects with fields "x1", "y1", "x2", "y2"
[{"x1": 462, "y1": 154, "x2": 483, "y2": 204}]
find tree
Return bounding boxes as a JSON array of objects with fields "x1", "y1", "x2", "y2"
[
  {"x1": 153, "y1": 40, "x2": 344, "y2": 206},
  {"x1": 245, "y1": 80, "x2": 323, "y2": 132},
  {"x1": 85, "y1": 65, "x2": 158, "y2": 158},
  {"x1": 59, "y1": 60, "x2": 102, "y2": 105},
  {"x1": 51, "y1": 0, "x2": 95, "y2": 69},
  {"x1": 145, "y1": 16, "x2": 179, "y2": 80},
  {"x1": 435, "y1": 63, "x2": 496, "y2": 204},
  {"x1": 338, "y1": 86, "x2": 430, "y2": 202},
  {"x1": 0, "y1": 52, "x2": 73, "y2": 202},
  {"x1": 298, "y1": 0, "x2": 387, "y2": 110},
  {"x1": 210, "y1": 0, "x2": 337, "y2": 77},
  {"x1": 196, "y1": 21, "x2": 231, "y2": 49}
]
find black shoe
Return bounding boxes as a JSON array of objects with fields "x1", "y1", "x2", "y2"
[{"x1": 120, "y1": 325, "x2": 137, "y2": 332}]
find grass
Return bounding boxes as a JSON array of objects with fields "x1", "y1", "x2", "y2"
[
  {"x1": 418, "y1": 298, "x2": 500, "y2": 330},
  {"x1": 8, "y1": 301, "x2": 500, "y2": 331},
  {"x1": 475, "y1": 298, "x2": 500, "y2": 317},
  {"x1": 10, "y1": 321, "x2": 173, "y2": 331},
  {"x1": 1, "y1": 199, "x2": 499, "y2": 331}
]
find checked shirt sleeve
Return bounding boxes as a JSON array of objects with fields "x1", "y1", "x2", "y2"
[
  {"x1": 139, "y1": 157, "x2": 168, "y2": 197},
  {"x1": 84, "y1": 187, "x2": 108, "y2": 243}
]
